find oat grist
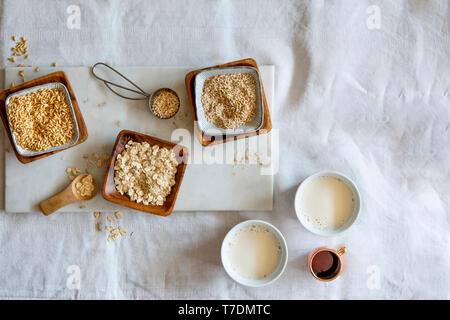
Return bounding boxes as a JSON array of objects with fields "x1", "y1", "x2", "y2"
[
  {"x1": 201, "y1": 73, "x2": 257, "y2": 129},
  {"x1": 151, "y1": 89, "x2": 179, "y2": 119},
  {"x1": 7, "y1": 88, "x2": 75, "y2": 151}
]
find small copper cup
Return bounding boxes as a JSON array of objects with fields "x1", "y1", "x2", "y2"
[{"x1": 308, "y1": 247, "x2": 346, "y2": 282}]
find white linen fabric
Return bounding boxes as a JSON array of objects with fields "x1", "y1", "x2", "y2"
[{"x1": 0, "y1": 0, "x2": 449, "y2": 299}]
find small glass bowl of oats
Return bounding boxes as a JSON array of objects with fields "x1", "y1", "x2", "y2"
[
  {"x1": 194, "y1": 66, "x2": 264, "y2": 136},
  {"x1": 5, "y1": 82, "x2": 79, "y2": 157}
]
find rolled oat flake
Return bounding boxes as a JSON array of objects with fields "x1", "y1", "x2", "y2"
[{"x1": 92, "y1": 62, "x2": 180, "y2": 119}]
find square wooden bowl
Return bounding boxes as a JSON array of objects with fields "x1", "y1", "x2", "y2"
[
  {"x1": 102, "y1": 129, "x2": 189, "y2": 216},
  {"x1": 185, "y1": 58, "x2": 272, "y2": 146},
  {"x1": 0, "y1": 71, "x2": 88, "y2": 164}
]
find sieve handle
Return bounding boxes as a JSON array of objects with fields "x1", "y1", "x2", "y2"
[{"x1": 91, "y1": 62, "x2": 150, "y2": 100}]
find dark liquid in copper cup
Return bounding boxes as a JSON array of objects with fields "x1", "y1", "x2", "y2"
[{"x1": 311, "y1": 250, "x2": 341, "y2": 280}]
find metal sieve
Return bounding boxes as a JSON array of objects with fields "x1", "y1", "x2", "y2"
[{"x1": 91, "y1": 62, "x2": 180, "y2": 119}]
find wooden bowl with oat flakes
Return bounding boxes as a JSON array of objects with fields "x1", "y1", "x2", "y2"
[{"x1": 102, "y1": 129, "x2": 189, "y2": 216}]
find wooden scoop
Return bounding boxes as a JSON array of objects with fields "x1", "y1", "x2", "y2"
[{"x1": 40, "y1": 174, "x2": 99, "y2": 216}]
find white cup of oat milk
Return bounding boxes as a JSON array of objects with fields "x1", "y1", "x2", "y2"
[
  {"x1": 294, "y1": 171, "x2": 361, "y2": 236},
  {"x1": 221, "y1": 220, "x2": 288, "y2": 287}
]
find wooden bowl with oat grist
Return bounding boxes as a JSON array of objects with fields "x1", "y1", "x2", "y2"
[
  {"x1": 185, "y1": 58, "x2": 272, "y2": 147},
  {"x1": 102, "y1": 130, "x2": 189, "y2": 216}
]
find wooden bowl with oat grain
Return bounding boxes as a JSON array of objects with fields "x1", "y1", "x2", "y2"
[
  {"x1": 0, "y1": 71, "x2": 88, "y2": 164},
  {"x1": 102, "y1": 130, "x2": 189, "y2": 216}
]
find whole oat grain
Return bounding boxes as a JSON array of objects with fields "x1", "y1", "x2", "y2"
[
  {"x1": 201, "y1": 73, "x2": 257, "y2": 129},
  {"x1": 7, "y1": 88, "x2": 75, "y2": 151},
  {"x1": 10, "y1": 37, "x2": 28, "y2": 57}
]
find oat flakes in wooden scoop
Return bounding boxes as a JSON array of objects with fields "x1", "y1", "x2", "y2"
[{"x1": 39, "y1": 174, "x2": 98, "y2": 216}]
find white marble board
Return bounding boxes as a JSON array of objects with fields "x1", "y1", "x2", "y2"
[{"x1": 3, "y1": 66, "x2": 274, "y2": 213}]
